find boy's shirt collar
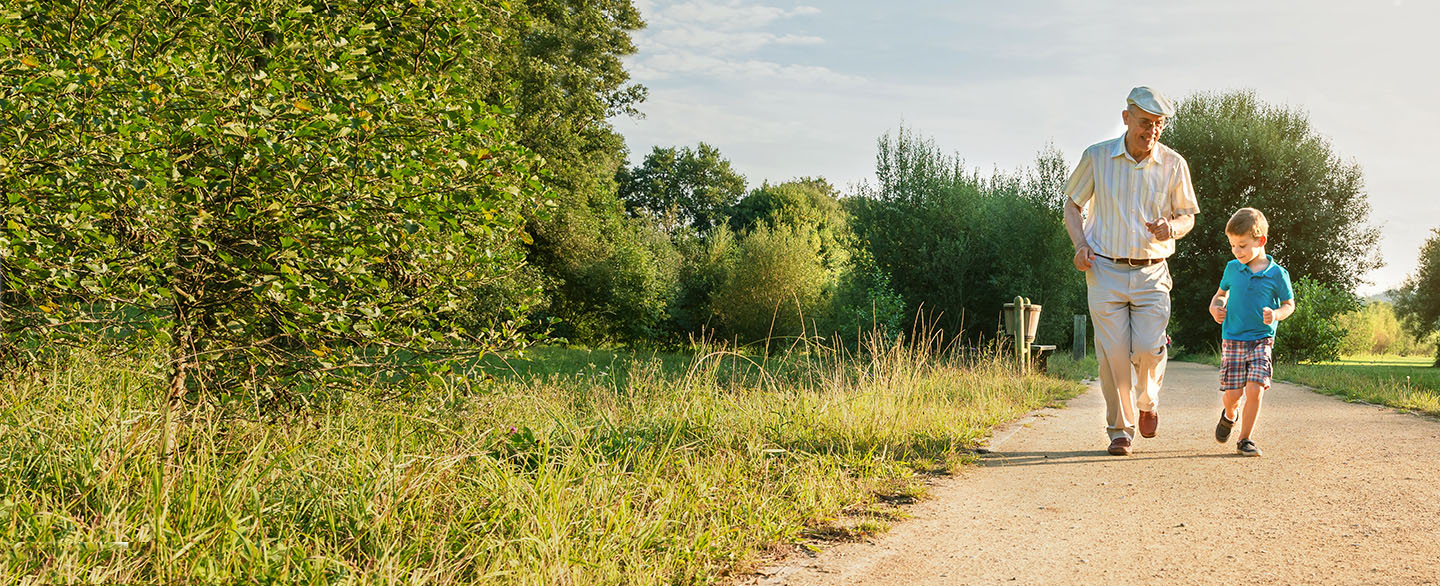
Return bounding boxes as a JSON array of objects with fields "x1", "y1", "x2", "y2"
[{"x1": 1239, "y1": 254, "x2": 1277, "y2": 277}]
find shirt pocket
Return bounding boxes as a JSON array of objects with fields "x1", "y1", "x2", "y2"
[{"x1": 1146, "y1": 172, "x2": 1170, "y2": 219}]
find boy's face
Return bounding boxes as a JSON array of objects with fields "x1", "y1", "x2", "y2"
[{"x1": 1227, "y1": 232, "x2": 1267, "y2": 264}]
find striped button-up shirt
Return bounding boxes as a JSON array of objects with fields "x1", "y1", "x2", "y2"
[{"x1": 1065, "y1": 135, "x2": 1200, "y2": 260}]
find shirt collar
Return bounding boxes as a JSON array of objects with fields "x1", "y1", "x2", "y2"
[
  {"x1": 1241, "y1": 255, "x2": 1277, "y2": 276},
  {"x1": 1110, "y1": 134, "x2": 1165, "y2": 166}
]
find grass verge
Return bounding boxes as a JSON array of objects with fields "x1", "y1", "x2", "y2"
[
  {"x1": 1, "y1": 337, "x2": 1083, "y2": 584},
  {"x1": 1174, "y1": 353, "x2": 1440, "y2": 417}
]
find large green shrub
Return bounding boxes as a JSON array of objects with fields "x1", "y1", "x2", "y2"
[
  {"x1": 849, "y1": 127, "x2": 1084, "y2": 346},
  {"x1": 710, "y1": 225, "x2": 833, "y2": 344},
  {"x1": 667, "y1": 226, "x2": 737, "y2": 338},
  {"x1": 1, "y1": 2, "x2": 544, "y2": 401},
  {"x1": 1275, "y1": 278, "x2": 1359, "y2": 363},
  {"x1": 1163, "y1": 90, "x2": 1380, "y2": 351},
  {"x1": 831, "y1": 249, "x2": 906, "y2": 344},
  {"x1": 530, "y1": 211, "x2": 680, "y2": 345},
  {"x1": 666, "y1": 177, "x2": 852, "y2": 345},
  {"x1": 1336, "y1": 301, "x2": 1437, "y2": 357},
  {"x1": 728, "y1": 177, "x2": 849, "y2": 270}
]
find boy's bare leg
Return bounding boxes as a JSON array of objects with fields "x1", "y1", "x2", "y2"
[
  {"x1": 1238, "y1": 381, "x2": 1265, "y2": 440},
  {"x1": 1221, "y1": 388, "x2": 1243, "y2": 421}
]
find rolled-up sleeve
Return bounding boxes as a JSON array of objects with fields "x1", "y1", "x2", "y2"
[
  {"x1": 1065, "y1": 148, "x2": 1095, "y2": 207},
  {"x1": 1169, "y1": 155, "x2": 1200, "y2": 217}
]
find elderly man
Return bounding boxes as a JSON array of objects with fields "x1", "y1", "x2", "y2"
[{"x1": 1064, "y1": 87, "x2": 1199, "y2": 456}]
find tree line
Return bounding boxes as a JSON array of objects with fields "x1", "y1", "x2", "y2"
[{"x1": 4, "y1": 2, "x2": 1437, "y2": 410}]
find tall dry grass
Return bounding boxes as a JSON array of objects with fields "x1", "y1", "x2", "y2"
[{"x1": 1, "y1": 332, "x2": 1082, "y2": 584}]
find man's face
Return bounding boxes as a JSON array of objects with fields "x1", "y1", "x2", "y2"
[
  {"x1": 1122, "y1": 105, "x2": 1166, "y2": 155},
  {"x1": 1228, "y1": 233, "x2": 1266, "y2": 264}
]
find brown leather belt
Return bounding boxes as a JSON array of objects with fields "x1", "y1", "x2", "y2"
[{"x1": 1095, "y1": 253, "x2": 1164, "y2": 267}]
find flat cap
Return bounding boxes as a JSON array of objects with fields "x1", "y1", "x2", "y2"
[{"x1": 1126, "y1": 86, "x2": 1175, "y2": 117}]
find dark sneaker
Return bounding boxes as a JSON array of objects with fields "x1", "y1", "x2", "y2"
[
  {"x1": 1237, "y1": 438, "x2": 1262, "y2": 457},
  {"x1": 1215, "y1": 410, "x2": 1236, "y2": 443},
  {"x1": 1107, "y1": 436, "x2": 1132, "y2": 456}
]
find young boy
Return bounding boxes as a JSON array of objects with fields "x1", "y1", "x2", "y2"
[{"x1": 1208, "y1": 208, "x2": 1296, "y2": 457}]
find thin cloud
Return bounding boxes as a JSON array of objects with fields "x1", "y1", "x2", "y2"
[
  {"x1": 628, "y1": 1, "x2": 853, "y2": 86},
  {"x1": 640, "y1": 29, "x2": 825, "y2": 55},
  {"x1": 632, "y1": 53, "x2": 863, "y2": 85},
  {"x1": 651, "y1": 1, "x2": 821, "y2": 30}
]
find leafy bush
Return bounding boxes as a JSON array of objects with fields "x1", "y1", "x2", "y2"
[
  {"x1": 710, "y1": 225, "x2": 833, "y2": 344},
  {"x1": 849, "y1": 127, "x2": 1084, "y2": 346},
  {"x1": 1275, "y1": 278, "x2": 1360, "y2": 363},
  {"x1": 667, "y1": 227, "x2": 737, "y2": 338},
  {"x1": 1336, "y1": 301, "x2": 1437, "y2": 357},
  {"x1": 1163, "y1": 90, "x2": 1380, "y2": 351},
  {"x1": 728, "y1": 177, "x2": 849, "y2": 270},
  {"x1": 832, "y1": 249, "x2": 906, "y2": 344},
  {"x1": 532, "y1": 212, "x2": 680, "y2": 345},
  {"x1": 667, "y1": 178, "x2": 853, "y2": 346},
  {"x1": 1, "y1": 2, "x2": 544, "y2": 402}
]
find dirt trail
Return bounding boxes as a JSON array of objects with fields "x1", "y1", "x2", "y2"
[{"x1": 745, "y1": 361, "x2": 1440, "y2": 585}]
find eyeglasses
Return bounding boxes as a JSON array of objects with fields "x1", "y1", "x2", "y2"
[{"x1": 1133, "y1": 117, "x2": 1166, "y2": 132}]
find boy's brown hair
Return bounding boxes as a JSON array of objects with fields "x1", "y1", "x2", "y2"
[{"x1": 1225, "y1": 207, "x2": 1268, "y2": 239}]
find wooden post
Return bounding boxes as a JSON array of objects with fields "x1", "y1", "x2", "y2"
[
  {"x1": 1072, "y1": 314, "x2": 1087, "y2": 360},
  {"x1": 1014, "y1": 296, "x2": 1029, "y2": 375}
]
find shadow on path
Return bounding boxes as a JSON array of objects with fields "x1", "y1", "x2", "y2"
[{"x1": 981, "y1": 449, "x2": 1238, "y2": 467}]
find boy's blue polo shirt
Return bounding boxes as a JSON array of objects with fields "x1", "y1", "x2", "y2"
[{"x1": 1219, "y1": 255, "x2": 1294, "y2": 341}]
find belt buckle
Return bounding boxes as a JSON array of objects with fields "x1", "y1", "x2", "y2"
[{"x1": 1126, "y1": 257, "x2": 1146, "y2": 267}]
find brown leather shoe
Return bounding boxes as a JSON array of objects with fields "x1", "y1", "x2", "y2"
[
  {"x1": 1107, "y1": 436, "x2": 1132, "y2": 456},
  {"x1": 1139, "y1": 410, "x2": 1158, "y2": 438}
]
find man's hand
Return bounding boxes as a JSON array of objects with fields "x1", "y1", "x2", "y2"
[
  {"x1": 1210, "y1": 301, "x2": 1227, "y2": 324},
  {"x1": 1263, "y1": 306, "x2": 1276, "y2": 325},
  {"x1": 1073, "y1": 244, "x2": 1095, "y2": 272},
  {"x1": 1146, "y1": 217, "x2": 1173, "y2": 241}
]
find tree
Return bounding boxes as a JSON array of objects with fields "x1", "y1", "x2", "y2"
[
  {"x1": 659, "y1": 177, "x2": 854, "y2": 344},
  {"x1": 1162, "y1": 90, "x2": 1382, "y2": 351},
  {"x1": 617, "y1": 143, "x2": 747, "y2": 234},
  {"x1": 0, "y1": 1, "x2": 544, "y2": 402},
  {"x1": 729, "y1": 178, "x2": 843, "y2": 231},
  {"x1": 1274, "y1": 278, "x2": 1358, "y2": 363},
  {"x1": 474, "y1": 0, "x2": 646, "y2": 203},
  {"x1": 458, "y1": 0, "x2": 657, "y2": 347},
  {"x1": 535, "y1": 215, "x2": 681, "y2": 344},
  {"x1": 728, "y1": 177, "x2": 849, "y2": 270},
  {"x1": 849, "y1": 126, "x2": 1084, "y2": 345},
  {"x1": 709, "y1": 224, "x2": 830, "y2": 344},
  {"x1": 1335, "y1": 300, "x2": 1434, "y2": 357},
  {"x1": 1394, "y1": 228, "x2": 1440, "y2": 365}
]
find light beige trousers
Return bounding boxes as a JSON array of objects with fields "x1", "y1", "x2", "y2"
[{"x1": 1085, "y1": 257, "x2": 1172, "y2": 441}]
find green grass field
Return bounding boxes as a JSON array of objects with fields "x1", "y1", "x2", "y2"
[
  {"x1": 1, "y1": 340, "x2": 1084, "y2": 584},
  {"x1": 1176, "y1": 352, "x2": 1440, "y2": 417},
  {"x1": 1274, "y1": 355, "x2": 1440, "y2": 417}
]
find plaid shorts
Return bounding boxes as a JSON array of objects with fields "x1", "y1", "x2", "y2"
[{"x1": 1220, "y1": 337, "x2": 1274, "y2": 390}]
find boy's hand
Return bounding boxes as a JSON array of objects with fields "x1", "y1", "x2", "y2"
[
  {"x1": 1210, "y1": 303, "x2": 1226, "y2": 324},
  {"x1": 1263, "y1": 306, "x2": 1275, "y2": 324}
]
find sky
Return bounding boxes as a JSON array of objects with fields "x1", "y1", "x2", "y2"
[{"x1": 608, "y1": 0, "x2": 1438, "y2": 296}]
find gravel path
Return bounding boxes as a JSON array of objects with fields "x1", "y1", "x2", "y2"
[{"x1": 745, "y1": 361, "x2": 1440, "y2": 585}]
